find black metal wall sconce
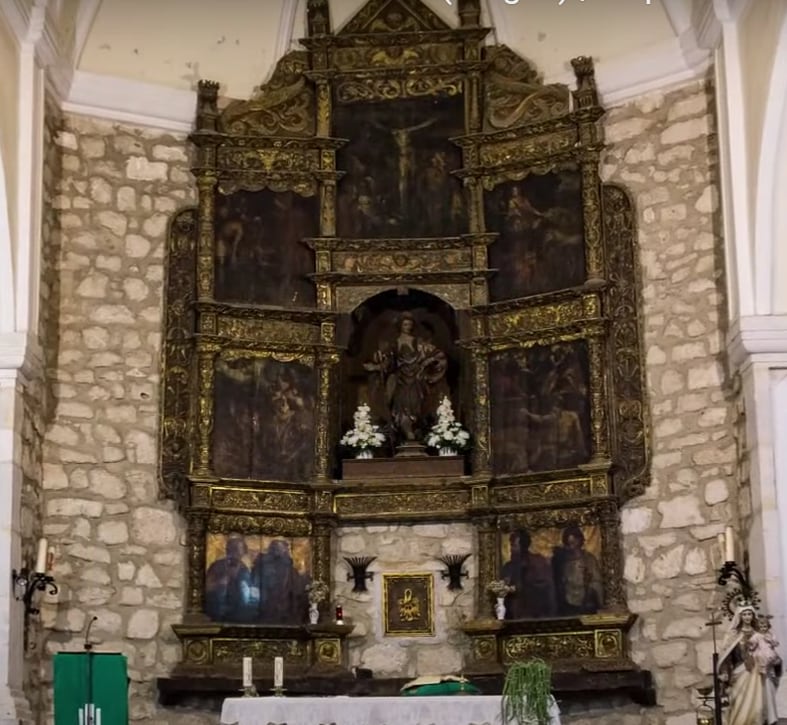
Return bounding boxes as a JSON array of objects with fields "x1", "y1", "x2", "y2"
[
  {"x1": 344, "y1": 556, "x2": 376, "y2": 593},
  {"x1": 438, "y1": 553, "x2": 471, "y2": 590},
  {"x1": 12, "y1": 539, "x2": 58, "y2": 650}
]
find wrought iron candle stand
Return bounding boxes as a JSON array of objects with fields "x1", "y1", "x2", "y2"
[
  {"x1": 344, "y1": 556, "x2": 376, "y2": 593},
  {"x1": 437, "y1": 553, "x2": 471, "y2": 590},
  {"x1": 11, "y1": 567, "x2": 58, "y2": 650}
]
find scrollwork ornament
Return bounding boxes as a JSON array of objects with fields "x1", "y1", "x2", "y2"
[
  {"x1": 598, "y1": 499, "x2": 626, "y2": 609},
  {"x1": 602, "y1": 185, "x2": 649, "y2": 501}
]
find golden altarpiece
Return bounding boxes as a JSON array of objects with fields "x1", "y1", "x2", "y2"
[{"x1": 158, "y1": 0, "x2": 652, "y2": 705}]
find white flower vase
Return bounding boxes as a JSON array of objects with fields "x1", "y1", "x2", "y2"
[
  {"x1": 439, "y1": 446, "x2": 457, "y2": 457},
  {"x1": 495, "y1": 596, "x2": 506, "y2": 620},
  {"x1": 355, "y1": 449, "x2": 373, "y2": 459},
  {"x1": 309, "y1": 603, "x2": 319, "y2": 625}
]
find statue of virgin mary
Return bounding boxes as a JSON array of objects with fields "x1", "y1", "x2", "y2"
[{"x1": 718, "y1": 603, "x2": 781, "y2": 725}]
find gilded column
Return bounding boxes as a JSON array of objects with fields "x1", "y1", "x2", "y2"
[
  {"x1": 196, "y1": 174, "x2": 218, "y2": 300},
  {"x1": 185, "y1": 512, "x2": 209, "y2": 619},
  {"x1": 587, "y1": 333, "x2": 610, "y2": 462},
  {"x1": 316, "y1": 81, "x2": 332, "y2": 138},
  {"x1": 312, "y1": 521, "x2": 333, "y2": 588},
  {"x1": 193, "y1": 344, "x2": 218, "y2": 477},
  {"x1": 474, "y1": 517, "x2": 498, "y2": 617},
  {"x1": 580, "y1": 158, "x2": 605, "y2": 286},
  {"x1": 314, "y1": 323, "x2": 337, "y2": 482},
  {"x1": 571, "y1": 56, "x2": 605, "y2": 287},
  {"x1": 471, "y1": 350, "x2": 491, "y2": 476}
]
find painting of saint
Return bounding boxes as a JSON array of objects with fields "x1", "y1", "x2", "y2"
[
  {"x1": 213, "y1": 357, "x2": 316, "y2": 481},
  {"x1": 498, "y1": 523, "x2": 603, "y2": 620},
  {"x1": 335, "y1": 97, "x2": 466, "y2": 238},
  {"x1": 214, "y1": 190, "x2": 317, "y2": 307},
  {"x1": 485, "y1": 169, "x2": 585, "y2": 301},
  {"x1": 205, "y1": 533, "x2": 311, "y2": 624},
  {"x1": 500, "y1": 529, "x2": 556, "y2": 618},
  {"x1": 489, "y1": 342, "x2": 591, "y2": 476},
  {"x1": 551, "y1": 524, "x2": 604, "y2": 615}
]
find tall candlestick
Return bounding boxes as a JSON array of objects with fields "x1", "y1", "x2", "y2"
[
  {"x1": 274, "y1": 657, "x2": 283, "y2": 688},
  {"x1": 724, "y1": 526, "x2": 735, "y2": 563},
  {"x1": 242, "y1": 657, "x2": 252, "y2": 688},
  {"x1": 35, "y1": 538, "x2": 48, "y2": 573}
]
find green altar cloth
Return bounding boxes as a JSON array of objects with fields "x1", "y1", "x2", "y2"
[{"x1": 54, "y1": 652, "x2": 128, "y2": 725}]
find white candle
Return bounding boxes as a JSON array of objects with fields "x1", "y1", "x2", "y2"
[
  {"x1": 242, "y1": 657, "x2": 252, "y2": 687},
  {"x1": 717, "y1": 533, "x2": 725, "y2": 562},
  {"x1": 35, "y1": 538, "x2": 48, "y2": 573},
  {"x1": 274, "y1": 657, "x2": 283, "y2": 688},
  {"x1": 725, "y1": 526, "x2": 735, "y2": 562}
]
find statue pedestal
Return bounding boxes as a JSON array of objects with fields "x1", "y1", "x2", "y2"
[{"x1": 342, "y1": 454, "x2": 464, "y2": 480}]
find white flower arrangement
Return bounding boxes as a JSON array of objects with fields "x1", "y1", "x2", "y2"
[
  {"x1": 426, "y1": 396, "x2": 471, "y2": 451},
  {"x1": 340, "y1": 403, "x2": 386, "y2": 451},
  {"x1": 305, "y1": 580, "x2": 329, "y2": 605}
]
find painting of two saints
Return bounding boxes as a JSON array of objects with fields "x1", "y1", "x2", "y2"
[
  {"x1": 500, "y1": 524, "x2": 603, "y2": 619},
  {"x1": 205, "y1": 533, "x2": 311, "y2": 624}
]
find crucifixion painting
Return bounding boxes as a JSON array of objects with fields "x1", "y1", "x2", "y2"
[{"x1": 335, "y1": 97, "x2": 466, "y2": 238}]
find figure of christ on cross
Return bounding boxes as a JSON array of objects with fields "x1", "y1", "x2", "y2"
[{"x1": 372, "y1": 117, "x2": 437, "y2": 218}]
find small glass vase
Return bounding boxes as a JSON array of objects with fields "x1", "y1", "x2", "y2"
[
  {"x1": 309, "y1": 603, "x2": 319, "y2": 625},
  {"x1": 439, "y1": 446, "x2": 457, "y2": 457},
  {"x1": 495, "y1": 596, "x2": 506, "y2": 620},
  {"x1": 355, "y1": 448, "x2": 373, "y2": 460}
]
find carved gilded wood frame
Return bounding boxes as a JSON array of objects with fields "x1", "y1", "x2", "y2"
[{"x1": 159, "y1": 0, "x2": 649, "y2": 675}]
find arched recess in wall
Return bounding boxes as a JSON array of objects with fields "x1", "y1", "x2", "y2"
[
  {"x1": 754, "y1": 10, "x2": 787, "y2": 314},
  {"x1": 0, "y1": 142, "x2": 15, "y2": 332}
]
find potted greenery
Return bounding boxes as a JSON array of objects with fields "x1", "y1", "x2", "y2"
[{"x1": 501, "y1": 659, "x2": 559, "y2": 725}]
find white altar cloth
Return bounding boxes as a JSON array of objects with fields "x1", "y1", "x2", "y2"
[{"x1": 220, "y1": 694, "x2": 561, "y2": 725}]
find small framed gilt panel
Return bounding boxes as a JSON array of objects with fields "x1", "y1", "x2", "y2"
[{"x1": 383, "y1": 573, "x2": 435, "y2": 637}]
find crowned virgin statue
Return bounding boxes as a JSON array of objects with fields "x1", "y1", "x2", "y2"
[{"x1": 718, "y1": 602, "x2": 782, "y2": 725}]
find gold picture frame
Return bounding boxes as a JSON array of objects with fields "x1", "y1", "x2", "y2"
[{"x1": 383, "y1": 573, "x2": 435, "y2": 637}]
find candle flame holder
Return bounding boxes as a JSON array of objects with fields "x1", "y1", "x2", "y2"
[
  {"x1": 11, "y1": 567, "x2": 58, "y2": 651},
  {"x1": 437, "y1": 553, "x2": 471, "y2": 590},
  {"x1": 344, "y1": 556, "x2": 376, "y2": 593}
]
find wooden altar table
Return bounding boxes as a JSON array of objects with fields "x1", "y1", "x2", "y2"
[{"x1": 220, "y1": 694, "x2": 561, "y2": 725}]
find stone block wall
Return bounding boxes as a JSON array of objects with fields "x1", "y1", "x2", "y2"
[
  {"x1": 334, "y1": 523, "x2": 476, "y2": 678},
  {"x1": 602, "y1": 79, "x2": 735, "y2": 725},
  {"x1": 38, "y1": 112, "x2": 196, "y2": 722},
  {"x1": 32, "y1": 78, "x2": 737, "y2": 725}
]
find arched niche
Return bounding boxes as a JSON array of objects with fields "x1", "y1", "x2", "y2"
[{"x1": 337, "y1": 288, "x2": 471, "y2": 459}]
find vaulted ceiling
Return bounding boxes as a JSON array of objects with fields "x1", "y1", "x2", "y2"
[{"x1": 76, "y1": 0, "x2": 694, "y2": 102}]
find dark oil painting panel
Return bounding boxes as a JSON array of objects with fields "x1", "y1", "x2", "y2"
[
  {"x1": 339, "y1": 290, "x2": 461, "y2": 453},
  {"x1": 205, "y1": 533, "x2": 311, "y2": 624},
  {"x1": 499, "y1": 522, "x2": 603, "y2": 619},
  {"x1": 335, "y1": 96, "x2": 466, "y2": 238},
  {"x1": 213, "y1": 356, "x2": 317, "y2": 482},
  {"x1": 485, "y1": 168, "x2": 585, "y2": 301},
  {"x1": 383, "y1": 573, "x2": 435, "y2": 637},
  {"x1": 214, "y1": 189, "x2": 317, "y2": 307},
  {"x1": 489, "y1": 341, "x2": 591, "y2": 476}
]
